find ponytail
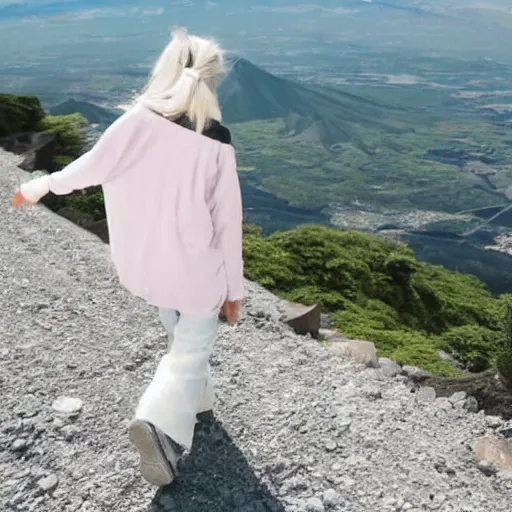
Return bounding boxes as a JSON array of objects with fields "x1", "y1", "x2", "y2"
[{"x1": 137, "y1": 29, "x2": 225, "y2": 134}]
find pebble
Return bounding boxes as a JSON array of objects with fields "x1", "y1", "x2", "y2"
[
  {"x1": 379, "y1": 357, "x2": 402, "y2": 377},
  {"x1": 306, "y1": 496, "x2": 325, "y2": 512},
  {"x1": 61, "y1": 425, "x2": 80, "y2": 441},
  {"x1": 436, "y1": 397, "x2": 453, "y2": 410},
  {"x1": 322, "y1": 489, "x2": 340, "y2": 508},
  {"x1": 477, "y1": 460, "x2": 498, "y2": 477},
  {"x1": 52, "y1": 396, "x2": 83, "y2": 415},
  {"x1": 464, "y1": 396, "x2": 480, "y2": 413},
  {"x1": 416, "y1": 386, "x2": 436, "y2": 403},
  {"x1": 324, "y1": 439, "x2": 337, "y2": 452},
  {"x1": 497, "y1": 469, "x2": 512, "y2": 481},
  {"x1": 11, "y1": 439, "x2": 27, "y2": 452},
  {"x1": 37, "y1": 474, "x2": 59, "y2": 493},
  {"x1": 53, "y1": 417, "x2": 66, "y2": 429},
  {"x1": 449, "y1": 391, "x2": 467, "y2": 404},
  {"x1": 486, "y1": 416, "x2": 503, "y2": 429}
]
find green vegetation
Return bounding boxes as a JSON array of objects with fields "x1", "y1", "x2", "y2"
[
  {"x1": 497, "y1": 301, "x2": 512, "y2": 388},
  {"x1": 0, "y1": 94, "x2": 45, "y2": 137},
  {"x1": 37, "y1": 113, "x2": 87, "y2": 161},
  {"x1": 243, "y1": 223, "x2": 512, "y2": 376},
  {"x1": 230, "y1": 117, "x2": 512, "y2": 216},
  {"x1": 0, "y1": 93, "x2": 93, "y2": 219},
  {"x1": 0, "y1": 93, "x2": 86, "y2": 163},
  {"x1": 48, "y1": 98, "x2": 120, "y2": 127},
  {"x1": 65, "y1": 188, "x2": 105, "y2": 221}
]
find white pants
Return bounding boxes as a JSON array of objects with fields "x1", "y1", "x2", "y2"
[{"x1": 135, "y1": 309, "x2": 218, "y2": 449}]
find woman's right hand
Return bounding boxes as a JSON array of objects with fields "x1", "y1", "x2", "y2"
[
  {"x1": 11, "y1": 190, "x2": 34, "y2": 207},
  {"x1": 222, "y1": 300, "x2": 241, "y2": 325}
]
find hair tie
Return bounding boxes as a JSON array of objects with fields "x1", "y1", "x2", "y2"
[{"x1": 182, "y1": 68, "x2": 200, "y2": 81}]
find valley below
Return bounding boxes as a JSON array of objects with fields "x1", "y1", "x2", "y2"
[{"x1": 4, "y1": 17, "x2": 512, "y2": 295}]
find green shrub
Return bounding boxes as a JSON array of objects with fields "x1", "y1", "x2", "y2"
[
  {"x1": 497, "y1": 352, "x2": 512, "y2": 388},
  {"x1": 65, "y1": 188, "x2": 105, "y2": 221},
  {"x1": 333, "y1": 300, "x2": 401, "y2": 336},
  {"x1": 439, "y1": 325, "x2": 501, "y2": 372},
  {"x1": 54, "y1": 155, "x2": 75, "y2": 169},
  {"x1": 242, "y1": 224, "x2": 505, "y2": 375},
  {"x1": 243, "y1": 234, "x2": 301, "y2": 292},
  {"x1": 497, "y1": 300, "x2": 512, "y2": 387},
  {"x1": 391, "y1": 342, "x2": 460, "y2": 376},
  {"x1": 286, "y1": 286, "x2": 351, "y2": 310},
  {"x1": 37, "y1": 113, "x2": 86, "y2": 159},
  {"x1": 0, "y1": 93, "x2": 45, "y2": 136}
]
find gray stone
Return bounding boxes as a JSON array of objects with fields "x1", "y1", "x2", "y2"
[
  {"x1": 319, "y1": 328, "x2": 337, "y2": 341},
  {"x1": 52, "y1": 396, "x2": 83, "y2": 415},
  {"x1": 322, "y1": 489, "x2": 340, "y2": 508},
  {"x1": 37, "y1": 473, "x2": 59, "y2": 492},
  {"x1": 11, "y1": 439, "x2": 27, "y2": 452},
  {"x1": 61, "y1": 425, "x2": 80, "y2": 441},
  {"x1": 497, "y1": 469, "x2": 512, "y2": 481},
  {"x1": 306, "y1": 497, "x2": 325, "y2": 512},
  {"x1": 486, "y1": 416, "x2": 503, "y2": 429},
  {"x1": 416, "y1": 386, "x2": 436, "y2": 403},
  {"x1": 324, "y1": 439, "x2": 337, "y2": 452},
  {"x1": 378, "y1": 357, "x2": 402, "y2": 377},
  {"x1": 477, "y1": 460, "x2": 498, "y2": 477},
  {"x1": 449, "y1": 391, "x2": 467, "y2": 404},
  {"x1": 436, "y1": 397, "x2": 453, "y2": 410},
  {"x1": 53, "y1": 417, "x2": 66, "y2": 429},
  {"x1": 464, "y1": 396, "x2": 480, "y2": 413},
  {"x1": 327, "y1": 339, "x2": 378, "y2": 367}
]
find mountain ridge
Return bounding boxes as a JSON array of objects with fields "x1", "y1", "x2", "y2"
[{"x1": 220, "y1": 57, "x2": 414, "y2": 151}]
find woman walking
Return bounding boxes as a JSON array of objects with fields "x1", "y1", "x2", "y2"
[{"x1": 11, "y1": 28, "x2": 244, "y2": 487}]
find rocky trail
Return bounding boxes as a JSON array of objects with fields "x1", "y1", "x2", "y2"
[{"x1": 0, "y1": 149, "x2": 511, "y2": 512}]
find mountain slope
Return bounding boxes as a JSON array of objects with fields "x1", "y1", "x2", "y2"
[
  {"x1": 1, "y1": 148, "x2": 511, "y2": 511},
  {"x1": 219, "y1": 57, "x2": 414, "y2": 151},
  {"x1": 48, "y1": 99, "x2": 120, "y2": 127}
]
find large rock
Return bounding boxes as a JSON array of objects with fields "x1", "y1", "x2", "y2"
[
  {"x1": 0, "y1": 131, "x2": 57, "y2": 172},
  {"x1": 475, "y1": 436, "x2": 512, "y2": 469},
  {"x1": 280, "y1": 301, "x2": 321, "y2": 337},
  {"x1": 378, "y1": 357, "x2": 402, "y2": 377},
  {"x1": 326, "y1": 337, "x2": 378, "y2": 367}
]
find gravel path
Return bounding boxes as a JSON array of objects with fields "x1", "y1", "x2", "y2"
[{"x1": 0, "y1": 149, "x2": 511, "y2": 512}]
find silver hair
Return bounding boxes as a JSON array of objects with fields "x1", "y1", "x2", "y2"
[{"x1": 136, "y1": 27, "x2": 226, "y2": 134}]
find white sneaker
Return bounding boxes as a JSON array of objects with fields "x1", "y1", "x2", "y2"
[{"x1": 128, "y1": 420, "x2": 183, "y2": 487}]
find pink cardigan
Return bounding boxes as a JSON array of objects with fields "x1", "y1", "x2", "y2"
[{"x1": 21, "y1": 104, "x2": 244, "y2": 317}]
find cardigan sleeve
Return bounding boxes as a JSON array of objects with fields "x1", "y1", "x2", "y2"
[
  {"x1": 210, "y1": 143, "x2": 244, "y2": 301},
  {"x1": 20, "y1": 110, "x2": 141, "y2": 203}
]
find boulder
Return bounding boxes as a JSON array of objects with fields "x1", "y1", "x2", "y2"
[
  {"x1": 475, "y1": 436, "x2": 512, "y2": 470},
  {"x1": 319, "y1": 328, "x2": 337, "y2": 341},
  {"x1": 280, "y1": 301, "x2": 321, "y2": 337},
  {"x1": 378, "y1": 357, "x2": 402, "y2": 377},
  {"x1": 0, "y1": 131, "x2": 57, "y2": 172},
  {"x1": 327, "y1": 338, "x2": 378, "y2": 367}
]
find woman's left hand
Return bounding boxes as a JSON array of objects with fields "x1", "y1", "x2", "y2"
[{"x1": 11, "y1": 191, "x2": 33, "y2": 207}]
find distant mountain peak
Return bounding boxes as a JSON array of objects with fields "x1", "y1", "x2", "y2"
[{"x1": 219, "y1": 57, "x2": 411, "y2": 151}]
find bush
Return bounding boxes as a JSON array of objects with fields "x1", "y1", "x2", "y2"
[
  {"x1": 65, "y1": 188, "x2": 105, "y2": 221},
  {"x1": 243, "y1": 224, "x2": 506, "y2": 375},
  {"x1": 497, "y1": 300, "x2": 512, "y2": 387},
  {"x1": 391, "y1": 342, "x2": 460, "y2": 377},
  {"x1": 0, "y1": 93, "x2": 45, "y2": 136},
  {"x1": 438, "y1": 325, "x2": 500, "y2": 372},
  {"x1": 37, "y1": 113, "x2": 87, "y2": 159}
]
